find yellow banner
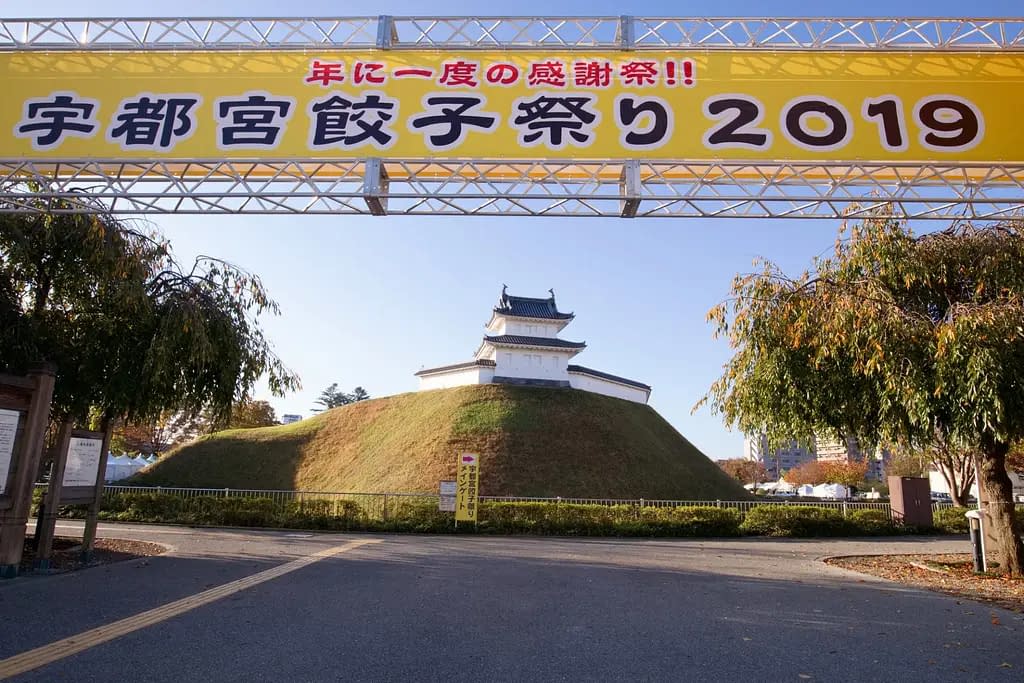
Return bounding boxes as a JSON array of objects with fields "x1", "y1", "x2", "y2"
[
  {"x1": 455, "y1": 453, "x2": 480, "y2": 523},
  {"x1": 2, "y1": 50, "x2": 1022, "y2": 161}
]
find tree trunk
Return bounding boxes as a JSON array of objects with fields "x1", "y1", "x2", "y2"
[
  {"x1": 977, "y1": 440, "x2": 1024, "y2": 577},
  {"x1": 934, "y1": 451, "x2": 974, "y2": 508}
]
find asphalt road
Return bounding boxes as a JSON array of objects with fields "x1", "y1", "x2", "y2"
[{"x1": 0, "y1": 522, "x2": 1021, "y2": 682}]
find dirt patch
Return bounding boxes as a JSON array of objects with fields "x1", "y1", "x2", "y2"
[
  {"x1": 20, "y1": 536, "x2": 167, "y2": 575},
  {"x1": 827, "y1": 554, "x2": 1024, "y2": 613}
]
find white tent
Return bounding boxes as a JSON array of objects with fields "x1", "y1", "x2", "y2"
[
  {"x1": 759, "y1": 479, "x2": 796, "y2": 494},
  {"x1": 104, "y1": 454, "x2": 128, "y2": 481},
  {"x1": 105, "y1": 454, "x2": 147, "y2": 481},
  {"x1": 797, "y1": 484, "x2": 815, "y2": 497},
  {"x1": 811, "y1": 483, "x2": 849, "y2": 500}
]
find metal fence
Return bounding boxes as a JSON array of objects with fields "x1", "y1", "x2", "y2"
[
  {"x1": 72, "y1": 485, "x2": 968, "y2": 520},
  {"x1": 100, "y1": 485, "x2": 438, "y2": 520}
]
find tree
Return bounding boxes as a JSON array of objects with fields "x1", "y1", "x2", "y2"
[
  {"x1": 703, "y1": 218, "x2": 1024, "y2": 575},
  {"x1": 819, "y1": 460, "x2": 868, "y2": 488},
  {"x1": 783, "y1": 461, "x2": 826, "y2": 486},
  {"x1": 0, "y1": 189, "x2": 299, "y2": 432},
  {"x1": 225, "y1": 399, "x2": 278, "y2": 430},
  {"x1": 717, "y1": 458, "x2": 768, "y2": 487},
  {"x1": 885, "y1": 449, "x2": 930, "y2": 478},
  {"x1": 110, "y1": 413, "x2": 175, "y2": 454},
  {"x1": 313, "y1": 383, "x2": 351, "y2": 411},
  {"x1": 313, "y1": 383, "x2": 370, "y2": 411},
  {"x1": 922, "y1": 439, "x2": 976, "y2": 507},
  {"x1": 1008, "y1": 445, "x2": 1024, "y2": 476}
]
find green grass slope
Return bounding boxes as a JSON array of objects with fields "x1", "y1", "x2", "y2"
[{"x1": 132, "y1": 385, "x2": 748, "y2": 500}]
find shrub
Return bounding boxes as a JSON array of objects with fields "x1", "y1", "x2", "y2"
[
  {"x1": 282, "y1": 498, "x2": 364, "y2": 530},
  {"x1": 477, "y1": 502, "x2": 624, "y2": 535},
  {"x1": 637, "y1": 506, "x2": 742, "y2": 537},
  {"x1": 70, "y1": 491, "x2": 1003, "y2": 539},
  {"x1": 932, "y1": 506, "x2": 971, "y2": 534},
  {"x1": 847, "y1": 508, "x2": 896, "y2": 535},
  {"x1": 380, "y1": 499, "x2": 455, "y2": 533},
  {"x1": 739, "y1": 505, "x2": 854, "y2": 537}
]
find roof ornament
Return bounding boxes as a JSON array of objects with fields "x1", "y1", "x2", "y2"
[{"x1": 548, "y1": 288, "x2": 555, "y2": 299}]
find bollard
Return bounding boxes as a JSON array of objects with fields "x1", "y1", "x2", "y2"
[{"x1": 965, "y1": 510, "x2": 986, "y2": 573}]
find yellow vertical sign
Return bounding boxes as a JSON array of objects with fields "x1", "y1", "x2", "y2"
[{"x1": 455, "y1": 452, "x2": 480, "y2": 523}]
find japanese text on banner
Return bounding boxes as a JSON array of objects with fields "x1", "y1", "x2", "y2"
[{"x1": 2, "y1": 51, "x2": 1023, "y2": 161}]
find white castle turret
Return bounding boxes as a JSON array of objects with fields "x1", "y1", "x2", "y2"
[{"x1": 415, "y1": 287, "x2": 651, "y2": 403}]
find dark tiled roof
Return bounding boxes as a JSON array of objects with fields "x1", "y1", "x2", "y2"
[
  {"x1": 484, "y1": 335, "x2": 586, "y2": 350},
  {"x1": 494, "y1": 288, "x2": 574, "y2": 320},
  {"x1": 415, "y1": 359, "x2": 495, "y2": 376},
  {"x1": 567, "y1": 364, "x2": 651, "y2": 391}
]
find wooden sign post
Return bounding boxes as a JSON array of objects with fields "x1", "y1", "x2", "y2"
[
  {"x1": 35, "y1": 424, "x2": 108, "y2": 571},
  {"x1": 0, "y1": 365, "x2": 56, "y2": 579},
  {"x1": 80, "y1": 420, "x2": 112, "y2": 563}
]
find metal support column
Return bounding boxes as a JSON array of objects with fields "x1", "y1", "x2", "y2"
[
  {"x1": 621, "y1": 160, "x2": 642, "y2": 218},
  {"x1": 363, "y1": 158, "x2": 389, "y2": 216}
]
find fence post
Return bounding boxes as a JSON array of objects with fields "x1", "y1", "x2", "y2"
[
  {"x1": 842, "y1": 501, "x2": 848, "y2": 517},
  {"x1": 382, "y1": 494, "x2": 389, "y2": 521},
  {"x1": 716, "y1": 499, "x2": 722, "y2": 509}
]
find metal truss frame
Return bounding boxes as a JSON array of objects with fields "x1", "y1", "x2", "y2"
[
  {"x1": 2, "y1": 16, "x2": 1023, "y2": 51},
  {"x1": 2, "y1": 159, "x2": 1022, "y2": 219},
  {"x1": 0, "y1": 15, "x2": 1022, "y2": 218}
]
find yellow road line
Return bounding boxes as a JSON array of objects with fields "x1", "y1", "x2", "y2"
[{"x1": 0, "y1": 539, "x2": 379, "y2": 680}]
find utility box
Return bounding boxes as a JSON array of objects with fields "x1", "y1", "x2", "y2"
[{"x1": 889, "y1": 476, "x2": 933, "y2": 527}]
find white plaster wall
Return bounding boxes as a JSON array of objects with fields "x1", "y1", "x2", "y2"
[
  {"x1": 494, "y1": 349, "x2": 571, "y2": 381},
  {"x1": 419, "y1": 366, "x2": 491, "y2": 390},
  {"x1": 568, "y1": 372, "x2": 650, "y2": 404},
  {"x1": 504, "y1": 320, "x2": 558, "y2": 337}
]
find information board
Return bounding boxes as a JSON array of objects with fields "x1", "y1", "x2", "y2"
[
  {"x1": 0, "y1": 409, "x2": 19, "y2": 495},
  {"x1": 62, "y1": 436, "x2": 103, "y2": 488},
  {"x1": 439, "y1": 480, "x2": 456, "y2": 512}
]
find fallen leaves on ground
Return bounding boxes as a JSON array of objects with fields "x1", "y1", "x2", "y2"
[
  {"x1": 20, "y1": 536, "x2": 166, "y2": 574},
  {"x1": 826, "y1": 554, "x2": 1024, "y2": 613}
]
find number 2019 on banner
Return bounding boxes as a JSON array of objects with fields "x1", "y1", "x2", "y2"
[{"x1": 702, "y1": 94, "x2": 983, "y2": 153}]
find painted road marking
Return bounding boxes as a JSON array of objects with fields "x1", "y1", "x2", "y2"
[{"x1": 0, "y1": 539, "x2": 379, "y2": 680}]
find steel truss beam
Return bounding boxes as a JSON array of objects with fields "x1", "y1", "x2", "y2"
[
  {"x1": 1, "y1": 16, "x2": 1023, "y2": 51},
  {"x1": 2, "y1": 160, "x2": 1021, "y2": 219},
  {"x1": 2, "y1": 16, "x2": 1021, "y2": 218}
]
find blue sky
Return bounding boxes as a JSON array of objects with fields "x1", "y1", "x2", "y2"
[{"x1": 14, "y1": 0, "x2": 1020, "y2": 459}]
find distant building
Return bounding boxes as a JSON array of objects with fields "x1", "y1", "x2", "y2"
[
  {"x1": 814, "y1": 435, "x2": 890, "y2": 481},
  {"x1": 744, "y1": 433, "x2": 890, "y2": 482},
  {"x1": 743, "y1": 434, "x2": 815, "y2": 480},
  {"x1": 415, "y1": 286, "x2": 651, "y2": 404},
  {"x1": 281, "y1": 414, "x2": 302, "y2": 425}
]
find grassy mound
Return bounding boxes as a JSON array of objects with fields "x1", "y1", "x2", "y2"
[{"x1": 132, "y1": 385, "x2": 747, "y2": 499}]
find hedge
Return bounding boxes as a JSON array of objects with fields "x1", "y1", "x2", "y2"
[
  {"x1": 932, "y1": 507, "x2": 971, "y2": 534},
  {"x1": 46, "y1": 492, "x2": 1024, "y2": 538},
  {"x1": 46, "y1": 493, "x2": 929, "y2": 538},
  {"x1": 739, "y1": 505, "x2": 856, "y2": 537}
]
